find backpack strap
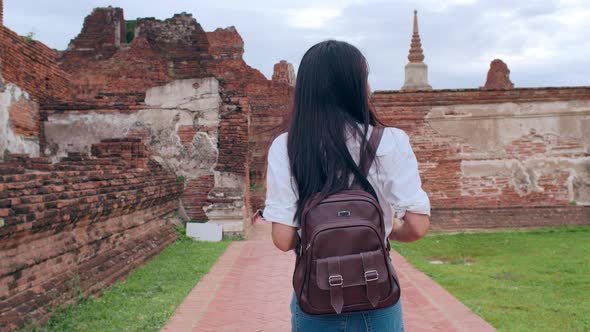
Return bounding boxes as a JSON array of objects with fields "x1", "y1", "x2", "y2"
[
  {"x1": 299, "y1": 126, "x2": 385, "y2": 229},
  {"x1": 361, "y1": 251, "x2": 381, "y2": 307},
  {"x1": 327, "y1": 256, "x2": 344, "y2": 314},
  {"x1": 351, "y1": 126, "x2": 385, "y2": 193}
]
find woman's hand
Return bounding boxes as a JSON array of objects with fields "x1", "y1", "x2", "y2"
[{"x1": 388, "y1": 212, "x2": 429, "y2": 242}]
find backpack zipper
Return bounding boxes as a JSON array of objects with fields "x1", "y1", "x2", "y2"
[{"x1": 305, "y1": 220, "x2": 382, "y2": 252}]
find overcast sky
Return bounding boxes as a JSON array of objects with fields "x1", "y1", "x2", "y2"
[{"x1": 5, "y1": 0, "x2": 590, "y2": 90}]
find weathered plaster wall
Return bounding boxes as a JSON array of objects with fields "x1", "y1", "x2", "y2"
[
  {"x1": 372, "y1": 88, "x2": 590, "y2": 229},
  {"x1": 428, "y1": 101, "x2": 590, "y2": 206},
  {"x1": 0, "y1": 82, "x2": 40, "y2": 159},
  {"x1": 44, "y1": 78, "x2": 221, "y2": 221},
  {"x1": 39, "y1": 9, "x2": 295, "y2": 234},
  {"x1": 427, "y1": 101, "x2": 589, "y2": 153},
  {"x1": 0, "y1": 8, "x2": 72, "y2": 160}
]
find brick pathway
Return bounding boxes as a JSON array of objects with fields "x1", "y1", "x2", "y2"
[{"x1": 163, "y1": 221, "x2": 496, "y2": 331}]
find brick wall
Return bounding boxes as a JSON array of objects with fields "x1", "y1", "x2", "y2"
[
  {"x1": 181, "y1": 175, "x2": 215, "y2": 221},
  {"x1": 1, "y1": 27, "x2": 72, "y2": 104},
  {"x1": 1, "y1": 83, "x2": 42, "y2": 158},
  {"x1": 431, "y1": 206, "x2": 589, "y2": 230},
  {"x1": 0, "y1": 15, "x2": 72, "y2": 159},
  {"x1": 0, "y1": 140, "x2": 183, "y2": 330},
  {"x1": 246, "y1": 81, "x2": 293, "y2": 210},
  {"x1": 205, "y1": 28, "x2": 294, "y2": 218},
  {"x1": 7, "y1": 97, "x2": 39, "y2": 138},
  {"x1": 206, "y1": 26, "x2": 267, "y2": 177},
  {"x1": 5, "y1": 0, "x2": 586, "y2": 259},
  {"x1": 91, "y1": 138, "x2": 150, "y2": 169},
  {"x1": 372, "y1": 87, "x2": 590, "y2": 229},
  {"x1": 60, "y1": 7, "x2": 125, "y2": 63},
  {"x1": 56, "y1": 11, "x2": 211, "y2": 106}
]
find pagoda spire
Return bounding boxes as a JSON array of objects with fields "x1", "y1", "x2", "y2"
[
  {"x1": 401, "y1": 10, "x2": 432, "y2": 90},
  {"x1": 408, "y1": 10, "x2": 425, "y2": 63}
]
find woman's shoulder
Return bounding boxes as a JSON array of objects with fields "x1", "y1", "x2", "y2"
[
  {"x1": 268, "y1": 127, "x2": 410, "y2": 156},
  {"x1": 376, "y1": 126, "x2": 410, "y2": 156},
  {"x1": 267, "y1": 132, "x2": 289, "y2": 160},
  {"x1": 270, "y1": 132, "x2": 288, "y2": 149}
]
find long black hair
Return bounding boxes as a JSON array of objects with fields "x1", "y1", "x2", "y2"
[{"x1": 286, "y1": 40, "x2": 385, "y2": 224}]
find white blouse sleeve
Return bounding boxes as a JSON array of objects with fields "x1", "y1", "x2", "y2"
[
  {"x1": 264, "y1": 133, "x2": 299, "y2": 228},
  {"x1": 377, "y1": 128, "x2": 431, "y2": 219}
]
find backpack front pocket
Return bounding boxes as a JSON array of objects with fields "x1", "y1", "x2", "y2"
[{"x1": 307, "y1": 249, "x2": 393, "y2": 312}]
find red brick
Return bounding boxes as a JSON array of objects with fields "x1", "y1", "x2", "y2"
[{"x1": 0, "y1": 144, "x2": 182, "y2": 330}]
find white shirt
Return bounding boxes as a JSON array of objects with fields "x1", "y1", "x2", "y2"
[{"x1": 264, "y1": 125, "x2": 431, "y2": 242}]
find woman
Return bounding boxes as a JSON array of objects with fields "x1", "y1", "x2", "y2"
[{"x1": 263, "y1": 40, "x2": 431, "y2": 331}]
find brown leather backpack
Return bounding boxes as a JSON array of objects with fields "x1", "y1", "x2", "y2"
[{"x1": 293, "y1": 126, "x2": 401, "y2": 315}]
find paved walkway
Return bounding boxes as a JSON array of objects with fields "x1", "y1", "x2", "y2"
[{"x1": 163, "y1": 221, "x2": 495, "y2": 331}]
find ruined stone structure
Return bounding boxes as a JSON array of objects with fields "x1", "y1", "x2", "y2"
[
  {"x1": 0, "y1": 143, "x2": 182, "y2": 330},
  {"x1": 272, "y1": 60, "x2": 296, "y2": 87},
  {"x1": 0, "y1": 3, "x2": 292, "y2": 329},
  {"x1": 401, "y1": 10, "x2": 432, "y2": 91},
  {"x1": 373, "y1": 87, "x2": 590, "y2": 229},
  {"x1": 483, "y1": 59, "x2": 514, "y2": 89},
  {"x1": 39, "y1": 8, "x2": 294, "y2": 232},
  {"x1": 0, "y1": 3, "x2": 588, "y2": 329}
]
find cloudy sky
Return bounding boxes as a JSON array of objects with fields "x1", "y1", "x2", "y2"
[{"x1": 4, "y1": 0, "x2": 590, "y2": 90}]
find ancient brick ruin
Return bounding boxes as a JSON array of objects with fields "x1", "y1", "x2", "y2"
[
  {"x1": 372, "y1": 88, "x2": 590, "y2": 229},
  {"x1": 0, "y1": 4, "x2": 292, "y2": 329},
  {"x1": 0, "y1": 2, "x2": 588, "y2": 330}
]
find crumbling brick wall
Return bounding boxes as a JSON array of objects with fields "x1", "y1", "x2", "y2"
[
  {"x1": 0, "y1": 2, "x2": 73, "y2": 160},
  {"x1": 205, "y1": 27, "x2": 293, "y2": 232},
  {"x1": 43, "y1": 77, "x2": 222, "y2": 223},
  {"x1": 372, "y1": 87, "x2": 590, "y2": 229},
  {"x1": 0, "y1": 28, "x2": 72, "y2": 105},
  {"x1": 246, "y1": 81, "x2": 293, "y2": 210},
  {"x1": 56, "y1": 9, "x2": 212, "y2": 105},
  {"x1": 6, "y1": 0, "x2": 587, "y2": 248},
  {"x1": 0, "y1": 140, "x2": 183, "y2": 331},
  {"x1": 1, "y1": 84, "x2": 41, "y2": 159},
  {"x1": 60, "y1": 7, "x2": 126, "y2": 62},
  {"x1": 36, "y1": 9, "x2": 295, "y2": 232}
]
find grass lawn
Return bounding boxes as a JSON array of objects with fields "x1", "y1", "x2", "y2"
[
  {"x1": 27, "y1": 229, "x2": 231, "y2": 332},
  {"x1": 390, "y1": 226, "x2": 590, "y2": 332}
]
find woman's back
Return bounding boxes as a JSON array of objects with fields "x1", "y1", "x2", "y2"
[
  {"x1": 265, "y1": 124, "x2": 430, "y2": 242},
  {"x1": 263, "y1": 39, "x2": 430, "y2": 331}
]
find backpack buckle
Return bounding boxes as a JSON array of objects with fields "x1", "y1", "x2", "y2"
[
  {"x1": 364, "y1": 270, "x2": 379, "y2": 282},
  {"x1": 329, "y1": 275, "x2": 343, "y2": 287}
]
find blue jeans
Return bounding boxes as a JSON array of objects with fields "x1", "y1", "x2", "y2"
[{"x1": 290, "y1": 293, "x2": 405, "y2": 332}]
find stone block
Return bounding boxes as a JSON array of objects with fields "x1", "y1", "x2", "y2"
[{"x1": 186, "y1": 222, "x2": 223, "y2": 242}]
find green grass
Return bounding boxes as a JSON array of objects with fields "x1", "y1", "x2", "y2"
[
  {"x1": 28, "y1": 232, "x2": 230, "y2": 332},
  {"x1": 390, "y1": 226, "x2": 590, "y2": 332}
]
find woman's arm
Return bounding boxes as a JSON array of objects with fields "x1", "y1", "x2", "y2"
[
  {"x1": 263, "y1": 133, "x2": 300, "y2": 252},
  {"x1": 271, "y1": 222, "x2": 297, "y2": 252},
  {"x1": 388, "y1": 211, "x2": 429, "y2": 242}
]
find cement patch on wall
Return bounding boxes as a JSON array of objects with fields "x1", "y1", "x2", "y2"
[
  {"x1": 44, "y1": 78, "x2": 221, "y2": 180},
  {"x1": 461, "y1": 157, "x2": 590, "y2": 203},
  {"x1": 44, "y1": 77, "x2": 248, "y2": 232},
  {"x1": 0, "y1": 82, "x2": 40, "y2": 159},
  {"x1": 427, "y1": 100, "x2": 590, "y2": 153},
  {"x1": 428, "y1": 100, "x2": 590, "y2": 206}
]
